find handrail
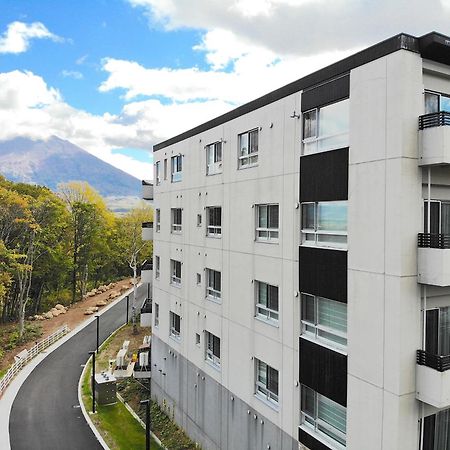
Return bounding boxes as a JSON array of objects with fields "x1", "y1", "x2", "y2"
[
  {"x1": 419, "y1": 111, "x2": 450, "y2": 130},
  {"x1": 0, "y1": 324, "x2": 69, "y2": 396},
  {"x1": 417, "y1": 349, "x2": 450, "y2": 372},
  {"x1": 418, "y1": 233, "x2": 450, "y2": 249}
]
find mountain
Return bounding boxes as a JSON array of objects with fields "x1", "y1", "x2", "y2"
[{"x1": 0, "y1": 136, "x2": 142, "y2": 213}]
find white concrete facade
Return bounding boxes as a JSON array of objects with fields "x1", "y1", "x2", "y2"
[{"x1": 149, "y1": 33, "x2": 450, "y2": 450}]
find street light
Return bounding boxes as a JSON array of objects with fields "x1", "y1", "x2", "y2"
[
  {"x1": 140, "y1": 399, "x2": 151, "y2": 450},
  {"x1": 88, "y1": 350, "x2": 96, "y2": 413},
  {"x1": 126, "y1": 295, "x2": 129, "y2": 324},
  {"x1": 95, "y1": 315, "x2": 100, "y2": 354}
]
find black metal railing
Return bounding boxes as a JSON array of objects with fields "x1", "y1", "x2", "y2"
[
  {"x1": 142, "y1": 222, "x2": 153, "y2": 228},
  {"x1": 419, "y1": 111, "x2": 450, "y2": 130},
  {"x1": 418, "y1": 233, "x2": 450, "y2": 249},
  {"x1": 417, "y1": 349, "x2": 450, "y2": 372},
  {"x1": 141, "y1": 298, "x2": 152, "y2": 314},
  {"x1": 141, "y1": 262, "x2": 153, "y2": 271}
]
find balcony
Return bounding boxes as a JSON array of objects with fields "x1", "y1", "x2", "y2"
[
  {"x1": 141, "y1": 181, "x2": 154, "y2": 200},
  {"x1": 141, "y1": 262, "x2": 153, "y2": 284},
  {"x1": 140, "y1": 298, "x2": 152, "y2": 328},
  {"x1": 418, "y1": 233, "x2": 450, "y2": 286},
  {"x1": 416, "y1": 350, "x2": 450, "y2": 408},
  {"x1": 142, "y1": 222, "x2": 153, "y2": 241},
  {"x1": 418, "y1": 112, "x2": 450, "y2": 166}
]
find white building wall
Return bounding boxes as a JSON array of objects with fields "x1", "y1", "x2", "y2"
[{"x1": 152, "y1": 91, "x2": 301, "y2": 443}]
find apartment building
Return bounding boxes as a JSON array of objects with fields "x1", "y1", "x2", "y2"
[{"x1": 146, "y1": 32, "x2": 450, "y2": 450}]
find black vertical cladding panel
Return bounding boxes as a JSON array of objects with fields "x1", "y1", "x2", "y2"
[
  {"x1": 299, "y1": 428, "x2": 332, "y2": 450},
  {"x1": 300, "y1": 148, "x2": 348, "y2": 202},
  {"x1": 301, "y1": 75, "x2": 350, "y2": 112},
  {"x1": 299, "y1": 247, "x2": 347, "y2": 303},
  {"x1": 299, "y1": 339, "x2": 347, "y2": 407}
]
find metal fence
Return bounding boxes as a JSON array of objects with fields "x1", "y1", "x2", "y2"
[
  {"x1": 419, "y1": 111, "x2": 450, "y2": 130},
  {"x1": 417, "y1": 349, "x2": 450, "y2": 372},
  {"x1": 0, "y1": 324, "x2": 69, "y2": 397}
]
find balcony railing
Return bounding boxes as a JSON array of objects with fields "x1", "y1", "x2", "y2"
[
  {"x1": 419, "y1": 111, "x2": 450, "y2": 130},
  {"x1": 418, "y1": 233, "x2": 450, "y2": 249},
  {"x1": 417, "y1": 349, "x2": 450, "y2": 372}
]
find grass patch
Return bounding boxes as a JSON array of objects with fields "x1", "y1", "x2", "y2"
[{"x1": 81, "y1": 328, "x2": 162, "y2": 450}]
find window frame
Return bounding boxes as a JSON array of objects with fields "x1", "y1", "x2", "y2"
[
  {"x1": 171, "y1": 155, "x2": 182, "y2": 183},
  {"x1": 255, "y1": 281, "x2": 279, "y2": 324},
  {"x1": 205, "y1": 331, "x2": 221, "y2": 368},
  {"x1": 155, "y1": 255, "x2": 160, "y2": 279},
  {"x1": 155, "y1": 209, "x2": 161, "y2": 232},
  {"x1": 206, "y1": 141, "x2": 223, "y2": 175},
  {"x1": 255, "y1": 358, "x2": 279, "y2": 406},
  {"x1": 169, "y1": 311, "x2": 181, "y2": 340},
  {"x1": 256, "y1": 204, "x2": 279, "y2": 243},
  {"x1": 171, "y1": 208, "x2": 182, "y2": 234},
  {"x1": 155, "y1": 161, "x2": 161, "y2": 185},
  {"x1": 154, "y1": 303, "x2": 159, "y2": 328},
  {"x1": 206, "y1": 268, "x2": 221, "y2": 302},
  {"x1": 302, "y1": 99, "x2": 349, "y2": 155},
  {"x1": 301, "y1": 201, "x2": 347, "y2": 249},
  {"x1": 300, "y1": 293, "x2": 347, "y2": 351},
  {"x1": 206, "y1": 206, "x2": 222, "y2": 238},
  {"x1": 170, "y1": 259, "x2": 181, "y2": 286},
  {"x1": 300, "y1": 385, "x2": 347, "y2": 449},
  {"x1": 238, "y1": 128, "x2": 259, "y2": 169}
]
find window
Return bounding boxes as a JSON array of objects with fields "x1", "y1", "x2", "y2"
[
  {"x1": 206, "y1": 268, "x2": 221, "y2": 302},
  {"x1": 155, "y1": 256, "x2": 160, "y2": 279},
  {"x1": 303, "y1": 99, "x2": 349, "y2": 155},
  {"x1": 301, "y1": 294, "x2": 347, "y2": 350},
  {"x1": 422, "y1": 409, "x2": 450, "y2": 449},
  {"x1": 171, "y1": 155, "x2": 182, "y2": 182},
  {"x1": 171, "y1": 208, "x2": 182, "y2": 233},
  {"x1": 170, "y1": 260, "x2": 181, "y2": 286},
  {"x1": 301, "y1": 385, "x2": 347, "y2": 449},
  {"x1": 255, "y1": 359, "x2": 278, "y2": 405},
  {"x1": 206, "y1": 141, "x2": 223, "y2": 175},
  {"x1": 195, "y1": 333, "x2": 201, "y2": 346},
  {"x1": 301, "y1": 201, "x2": 347, "y2": 248},
  {"x1": 425, "y1": 90, "x2": 450, "y2": 114},
  {"x1": 155, "y1": 161, "x2": 161, "y2": 185},
  {"x1": 205, "y1": 331, "x2": 221, "y2": 368},
  {"x1": 197, "y1": 214, "x2": 202, "y2": 227},
  {"x1": 425, "y1": 306, "x2": 450, "y2": 356},
  {"x1": 170, "y1": 311, "x2": 181, "y2": 339},
  {"x1": 164, "y1": 159, "x2": 167, "y2": 180},
  {"x1": 424, "y1": 200, "x2": 450, "y2": 235},
  {"x1": 155, "y1": 209, "x2": 160, "y2": 232},
  {"x1": 196, "y1": 273, "x2": 201, "y2": 285},
  {"x1": 238, "y1": 129, "x2": 258, "y2": 168},
  {"x1": 206, "y1": 207, "x2": 222, "y2": 237},
  {"x1": 154, "y1": 303, "x2": 159, "y2": 327},
  {"x1": 256, "y1": 204, "x2": 279, "y2": 242},
  {"x1": 255, "y1": 281, "x2": 279, "y2": 323}
]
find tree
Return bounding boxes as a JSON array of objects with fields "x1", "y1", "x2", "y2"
[{"x1": 116, "y1": 203, "x2": 153, "y2": 333}]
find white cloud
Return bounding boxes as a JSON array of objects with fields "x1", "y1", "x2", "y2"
[
  {"x1": 0, "y1": 21, "x2": 62, "y2": 54},
  {"x1": 61, "y1": 70, "x2": 84, "y2": 79}
]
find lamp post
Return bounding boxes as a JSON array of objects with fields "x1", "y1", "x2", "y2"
[
  {"x1": 126, "y1": 295, "x2": 129, "y2": 324},
  {"x1": 88, "y1": 350, "x2": 96, "y2": 413},
  {"x1": 140, "y1": 399, "x2": 150, "y2": 450},
  {"x1": 95, "y1": 315, "x2": 100, "y2": 354}
]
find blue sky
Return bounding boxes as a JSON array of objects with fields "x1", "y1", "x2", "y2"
[{"x1": 0, "y1": 0, "x2": 449, "y2": 179}]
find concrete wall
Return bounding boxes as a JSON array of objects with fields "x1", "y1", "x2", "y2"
[{"x1": 152, "y1": 335, "x2": 298, "y2": 450}]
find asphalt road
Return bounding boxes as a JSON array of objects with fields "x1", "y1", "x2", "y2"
[{"x1": 9, "y1": 285, "x2": 146, "y2": 450}]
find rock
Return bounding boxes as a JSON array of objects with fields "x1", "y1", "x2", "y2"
[
  {"x1": 43, "y1": 311, "x2": 53, "y2": 319},
  {"x1": 109, "y1": 290, "x2": 120, "y2": 298},
  {"x1": 96, "y1": 300, "x2": 108, "y2": 307},
  {"x1": 84, "y1": 309, "x2": 94, "y2": 315},
  {"x1": 35, "y1": 315, "x2": 44, "y2": 320},
  {"x1": 27, "y1": 316, "x2": 35, "y2": 321},
  {"x1": 59, "y1": 308, "x2": 67, "y2": 314},
  {"x1": 52, "y1": 310, "x2": 61, "y2": 317},
  {"x1": 55, "y1": 304, "x2": 65, "y2": 310}
]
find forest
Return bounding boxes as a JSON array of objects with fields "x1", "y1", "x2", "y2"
[{"x1": 0, "y1": 175, "x2": 152, "y2": 337}]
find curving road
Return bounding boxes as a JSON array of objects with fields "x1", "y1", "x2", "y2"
[{"x1": 9, "y1": 285, "x2": 146, "y2": 450}]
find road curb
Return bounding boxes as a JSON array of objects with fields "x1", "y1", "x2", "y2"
[{"x1": 0, "y1": 285, "x2": 135, "y2": 450}]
